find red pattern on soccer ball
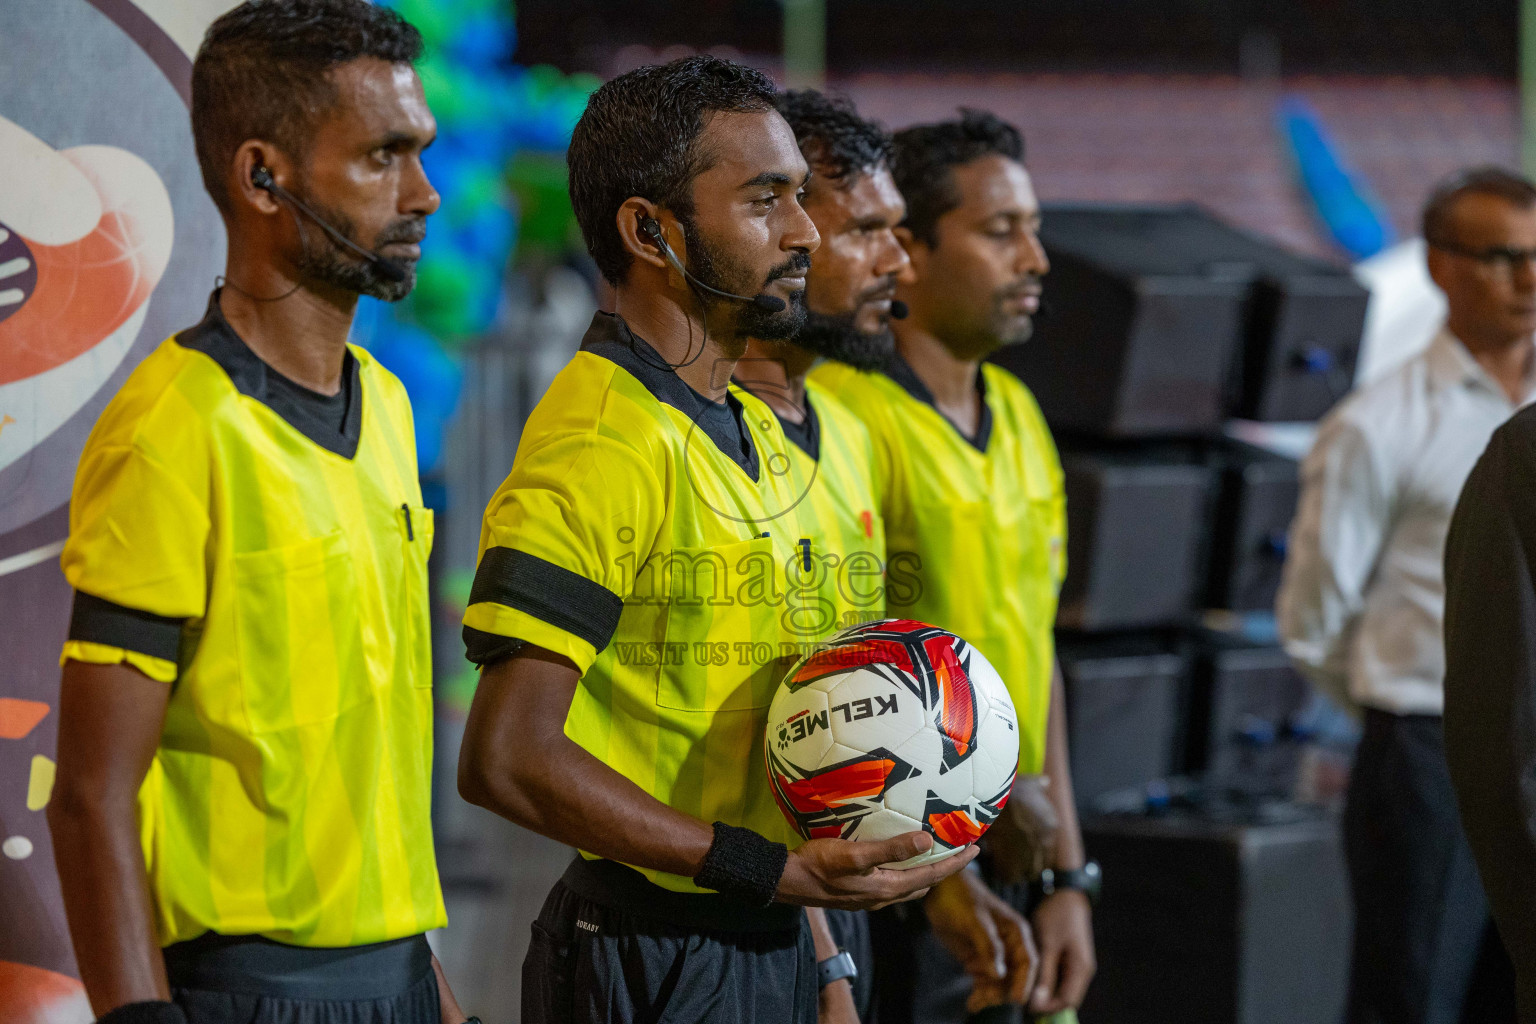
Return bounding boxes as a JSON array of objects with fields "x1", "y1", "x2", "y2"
[{"x1": 766, "y1": 619, "x2": 1020, "y2": 860}]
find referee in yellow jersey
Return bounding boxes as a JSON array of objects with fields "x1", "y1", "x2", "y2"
[
  {"x1": 811, "y1": 110, "x2": 1097, "y2": 1022},
  {"x1": 47, "y1": 5, "x2": 469, "y2": 1024},
  {"x1": 734, "y1": 90, "x2": 1039, "y2": 1023},
  {"x1": 454, "y1": 58, "x2": 975, "y2": 1024}
]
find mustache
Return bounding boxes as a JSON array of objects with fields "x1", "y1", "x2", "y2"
[
  {"x1": 374, "y1": 218, "x2": 427, "y2": 248},
  {"x1": 996, "y1": 277, "x2": 1042, "y2": 301},
  {"x1": 766, "y1": 251, "x2": 813, "y2": 283},
  {"x1": 858, "y1": 275, "x2": 900, "y2": 305}
]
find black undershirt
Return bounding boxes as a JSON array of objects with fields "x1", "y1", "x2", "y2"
[
  {"x1": 265, "y1": 354, "x2": 356, "y2": 436},
  {"x1": 770, "y1": 395, "x2": 821, "y2": 462}
]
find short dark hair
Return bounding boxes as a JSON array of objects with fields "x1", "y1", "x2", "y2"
[
  {"x1": 891, "y1": 109, "x2": 1025, "y2": 247},
  {"x1": 192, "y1": 0, "x2": 422, "y2": 215},
  {"x1": 774, "y1": 89, "x2": 892, "y2": 185},
  {"x1": 1422, "y1": 166, "x2": 1536, "y2": 246},
  {"x1": 568, "y1": 56, "x2": 778, "y2": 286}
]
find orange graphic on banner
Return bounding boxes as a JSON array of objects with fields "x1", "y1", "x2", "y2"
[{"x1": 0, "y1": 699, "x2": 50, "y2": 740}]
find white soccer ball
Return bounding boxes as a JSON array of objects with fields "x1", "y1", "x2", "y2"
[{"x1": 765, "y1": 619, "x2": 1020, "y2": 868}]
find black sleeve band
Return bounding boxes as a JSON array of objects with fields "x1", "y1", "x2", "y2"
[
  {"x1": 68, "y1": 590, "x2": 184, "y2": 664},
  {"x1": 465, "y1": 547, "x2": 623, "y2": 656},
  {"x1": 96, "y1": 1000, "x2": 189, "y2": 1024},
  {"x1": 461, "y1": 628, "x2": 528, "y2": 667},
  {"x1": 693, "y1": 821, "x2": 789, "y2": 908}
]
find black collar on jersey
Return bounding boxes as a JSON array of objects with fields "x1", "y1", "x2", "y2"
[
  {"x1": 579, "y1": 311, "x2": 760, "y2": 481},
  {"x1": 881, "y1": 350, "x2": 993, "y2": 453},
  {"x1": 768, "y1": 392, "x2": 821, "y2": 462},
  {"x1": 176, "y1": 291, "x2": 363, "y2": 459}
]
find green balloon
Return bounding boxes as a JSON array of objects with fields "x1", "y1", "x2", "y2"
[
  {"x1": 411, "y1": 254, "x2": 481, "y2": 339},
  {"x1": 508, "y1": 151, "x2": 577, "y2": 251}
]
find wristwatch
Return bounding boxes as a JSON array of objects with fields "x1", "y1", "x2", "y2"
[
  {"x1": 818, "y1": 949, "x2": 858, "y2": 989},
  {"x1": 1031, "y1": 860, "x2": 1102, "y2": 907}
]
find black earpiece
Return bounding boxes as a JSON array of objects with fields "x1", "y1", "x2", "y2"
[{"x1": 638, "y1": 215, "x2": 665, "y2": 247}]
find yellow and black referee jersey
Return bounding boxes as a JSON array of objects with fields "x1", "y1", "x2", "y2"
[
  {"x1": 463, "y1": 311, "x2": 821, "y2": 893},
  {"x1": 59, "y1": 291, "x2": 446, "y2": 948},
  {"x1": 810, "y1": 354, "x2": 1066, "y2": 774},
  {"x1": 734, "y1": 374, "x2": 888, "y2": 635}
]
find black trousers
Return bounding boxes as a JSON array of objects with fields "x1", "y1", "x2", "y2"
[
  {"x1": 165, "y1": 932, "x2": 439, "y2": 1024},
  {"x1": 523, "y1": 858, "x2": 818, "y2": 1024},
  {"x1": 1344, "y1": 709, "x2": 1517, "y2": 1024}
]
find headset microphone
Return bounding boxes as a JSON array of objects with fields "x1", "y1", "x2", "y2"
[
  {"x1": 251, "y1": 166, "x2": 408, "y2": 284},
  {"x1": 639, "y1": 216, "x2": 787, "y2": 313},
  {"x1": 889, "y1": 299, "x2": 909, "y2": 320}
]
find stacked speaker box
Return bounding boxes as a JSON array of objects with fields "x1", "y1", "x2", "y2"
[
  {"x1": 994, "y1": 203, "x2": 1369, "y2": 432},
  {"x1": 1186, "y1": 633, "x2": 1315, "y2": 797},
  {"x1": 1057, "y1": 635, "x2": 1190, "y2": 812},
  {"x1": 1205, "y1": 440, "x2": 1300, "y2": 613},
  {"x1": 1058, "y1": 444, "x2": 1214, "y2": 631},
  {"x1": 1081, "y1": 805, "x2": 1351, "y2": 1024}
]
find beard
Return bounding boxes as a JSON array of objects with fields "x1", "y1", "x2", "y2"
[
  {"x1": 794, "y1": 308, "x2": 895, "y2": 372},
  {"x1": 989, "y1": 279, "x2": 1040, "y2": 348},
  {"x1": 291, "y1": 194, "x2": 424, "y2": 303},
  {"x1": 682, "y1": 219, "x2": 809, "y2": 340}
]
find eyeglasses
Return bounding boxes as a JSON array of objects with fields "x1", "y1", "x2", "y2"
[{"x1": 1429, "y1": 239, "x2": 1536, "y2": 276}]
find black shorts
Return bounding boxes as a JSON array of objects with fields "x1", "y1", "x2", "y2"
[
  {"x1": 524, "y1": 857, "x2": 818, "y2": 1024},
  {"x1": 165, "y1": 931, "x2": 438, "y2": 1024}
]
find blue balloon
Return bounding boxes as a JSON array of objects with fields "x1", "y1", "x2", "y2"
[
  {"x1": 449, "y1": 13, "x2": 515, "y2": 66},
  {"x1": 1280, "y1": 97, "x2": 1393, "y2": 260}
]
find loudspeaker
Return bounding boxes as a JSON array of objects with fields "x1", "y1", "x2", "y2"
[
  {"x1": 1238, "y1": 271, "x2": 1368, "y2": 422},
  {"x1": 993, "y1": 204, "x2": 1367, "y2": 435},
  {"x1": 992, "y1": 206, "x2": 1247, "y2": 437},
  {"x1": 1081, "y1": 805, "x2": 1350, "y2": 1024},
  {"x1": 1187, "y1": 635, "x2": 1314, "y2": 797},
  {"x1": 1058, "y1": 635, "x2": 1189, "y2": 812},
  {"x1": 1058, "y1": 445, "x2": 1214, "y2": 630},
  {"x1": 1206, "y1": 441, "x2": 1299, "y2": 612}
]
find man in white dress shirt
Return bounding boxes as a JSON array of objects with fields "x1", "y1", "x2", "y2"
[{"x1": 1278, "y1": 167, "x2": 1535, "y2": 1024}]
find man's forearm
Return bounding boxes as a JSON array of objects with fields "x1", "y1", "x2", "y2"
[
  {"x1": 463, "y1": 726, "x2": 715, "y2": 877},
  {"x1": 1042, "y1": 669, "x2": 1083, "y2": 870},
  {"x1": 50, "y1": 660, "x2": 176, "y2": 1017},
  {"x1": 458, "y1": 652, "x2": 716, "y2": 880},
  {"x1": 48, "y1": 796, "x2": 170, "y2": 1015}
]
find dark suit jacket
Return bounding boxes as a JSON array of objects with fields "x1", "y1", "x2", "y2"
[{"x1": 1445, "y1": 403, "x2": 1536, "y2": 1019}]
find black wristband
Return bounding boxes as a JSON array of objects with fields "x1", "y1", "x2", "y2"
[
  {"x1": 97, "y1": 1001, "x2": 189, "y2": 1024},
  {"x1": 693, "y1": 821, "x2": 788, "y2": 907}
]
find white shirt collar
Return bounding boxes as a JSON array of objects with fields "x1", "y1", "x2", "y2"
[{"x1": 1425, "y1": 328, "x2": 1536, "y2": 407}]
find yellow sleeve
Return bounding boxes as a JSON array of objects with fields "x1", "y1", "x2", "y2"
[
  {"x1": 463, "y1": 430, "x2": 666, "y2": 673},
  {"x1": 59, "y1": 442, "x2": 210, "y2": 673},
  {"x1": 58, "y1": 642, "x2": 178, "y2": 683}
]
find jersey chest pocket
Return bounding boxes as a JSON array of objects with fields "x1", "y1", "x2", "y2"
[
  {"x1": 656, "y1": 537, "x2": 796, "y2": 712},
  {"x1": 232, "y1": 530, "x2": 364, "y2": 732}
]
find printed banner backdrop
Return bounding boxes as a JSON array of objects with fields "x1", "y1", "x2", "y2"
[{"x1": 0, "y1": 1, "x2": 231, "y2": 1020}]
